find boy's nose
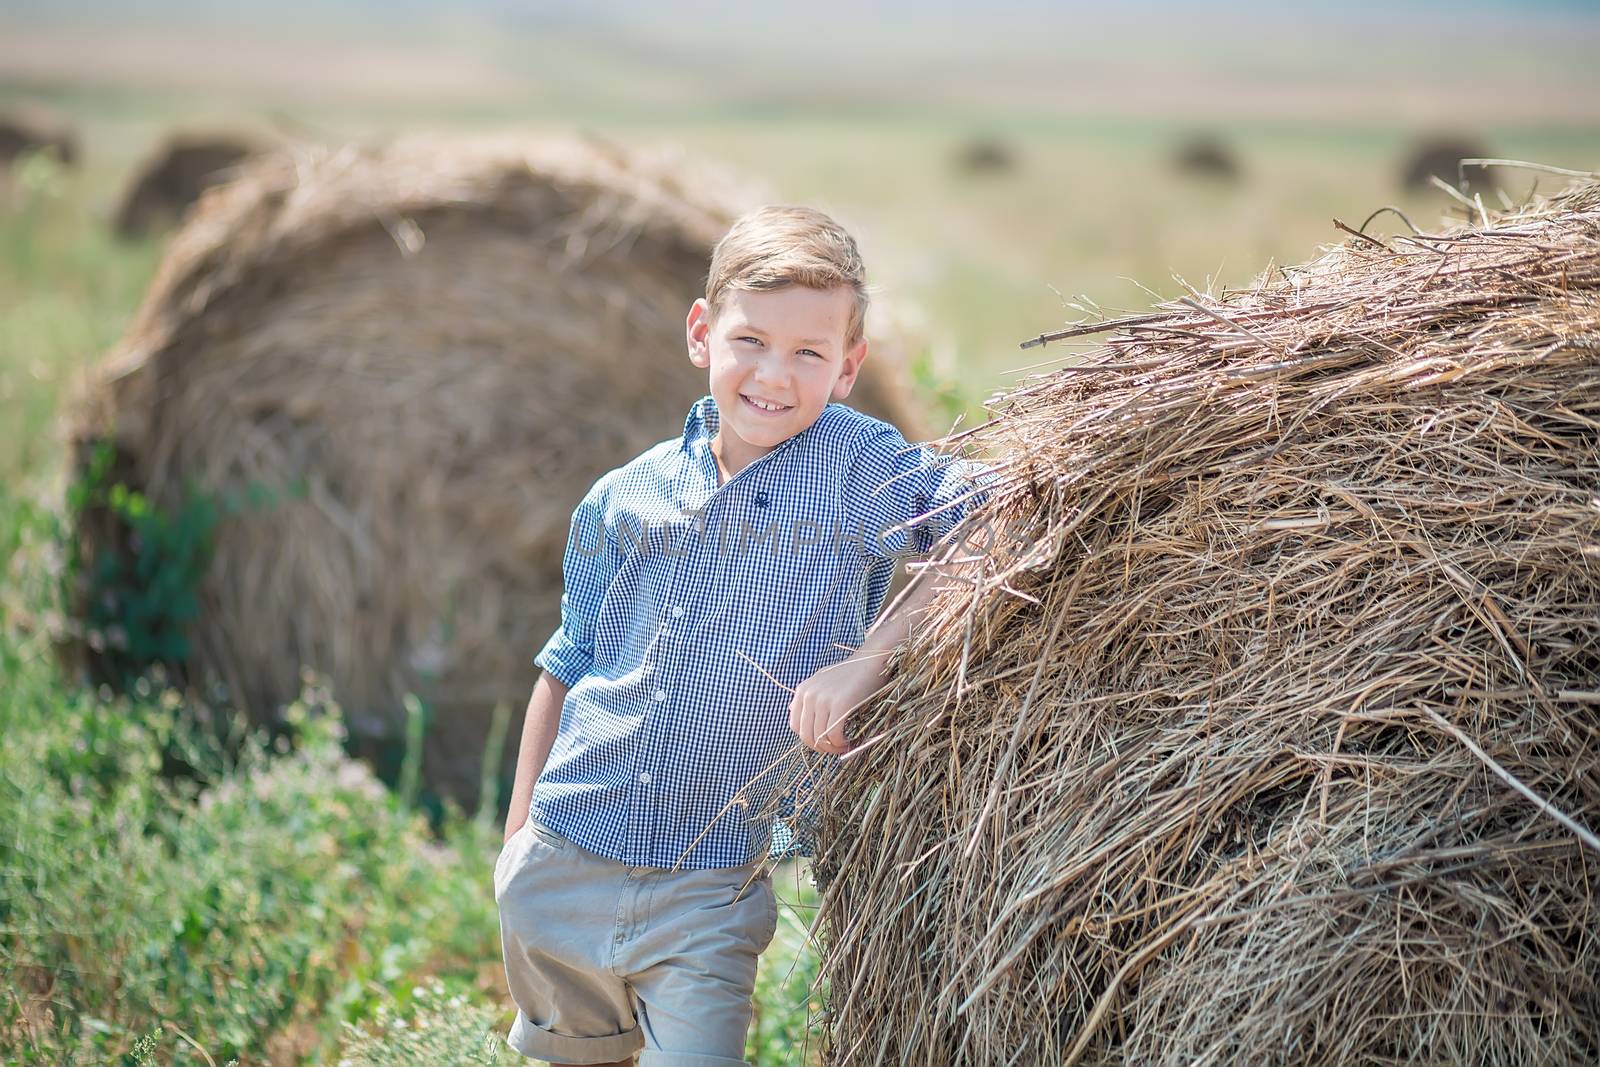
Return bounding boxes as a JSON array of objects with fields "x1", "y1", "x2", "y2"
[{"x1": 752, "y1": 356, "x2": 791, "y2": 390}]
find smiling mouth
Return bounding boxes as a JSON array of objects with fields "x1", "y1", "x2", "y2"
[{"x1": 740, "y1": 393, "x2": 793, "y2": 416}]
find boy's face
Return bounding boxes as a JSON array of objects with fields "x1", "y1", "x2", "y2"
[{"x1": 686, "y1": 285, "x2": 868, "y2": 470}]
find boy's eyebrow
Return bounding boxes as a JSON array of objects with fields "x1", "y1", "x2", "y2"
[{"x1": 732, "y1": 324, "x2": 833, "y2": 346}]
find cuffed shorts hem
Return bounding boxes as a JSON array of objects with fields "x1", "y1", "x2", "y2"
[{"x1": 506, "y1": 1008, "x2": 644, "y2": 1063}]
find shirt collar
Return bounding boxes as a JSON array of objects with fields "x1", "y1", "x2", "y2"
[{"x1": 680, "y1": 394, "x2": 717, "y2": 452}]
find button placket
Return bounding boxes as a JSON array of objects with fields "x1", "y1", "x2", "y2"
[
  {"x1": 633, "y1": 495, "x2": 701, "y2": 864},
  {"x1": 641, "y1": 432, "x2": 795, "y2": 866},
  {"x1": 649, "y1": 499, "x2": 709, "y2": 860}
]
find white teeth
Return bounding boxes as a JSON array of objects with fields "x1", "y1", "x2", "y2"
[{"x1": 746, "y1": 395, "x2": 785, "y2": 412}]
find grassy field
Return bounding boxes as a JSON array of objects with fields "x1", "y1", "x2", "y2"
[{"x1": 3, "y1": 4, "x2": 1599, "y2": 1062}]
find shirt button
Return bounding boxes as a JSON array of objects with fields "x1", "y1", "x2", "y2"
[
  {"x1": 653, "y1": 689, "x2": 667, "y2": 701},
  {"x1": 639, "y1": 771, "x2": 652, "y2": 785},
  {"x1": 671, "y1": 606, "x2": 684, "y2": 618}
]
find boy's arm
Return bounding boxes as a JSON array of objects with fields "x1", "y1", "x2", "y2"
[
  {"x1": 851, "y1": 556, "x2": 947, "y2": 671},
  {"x1": 508, "y1": 477, "x2": 616, "y2": 841},
  {"x1": 789, "y1": 549, "x2": 976, "y2": 755},
  {"x1": 503, "y1": 670, "x2": 568, "y2": 842}
]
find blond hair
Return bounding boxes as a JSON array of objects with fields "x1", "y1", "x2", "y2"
[{"x1": 705, "y1": 205, "x2": 869, "y2": 345}]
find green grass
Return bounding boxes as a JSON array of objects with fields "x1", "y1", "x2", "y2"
[
  {"x1": 0, "y1": 501, "x2": 504, "y2": 1061},
  {"x1": 0, "y1": 151, "x2": 159, "y2": 489}
]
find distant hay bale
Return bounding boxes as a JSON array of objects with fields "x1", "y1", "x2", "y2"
[
  {"x1": 954, "y1": 136, "x2": 1017, "y2": 176},
  {"x1": 60, "y1": 135, "x2": 928, "y2": 810},
  {"x1": 0, "y1": 107, "x2": 78, "y2": 169},
  {"x1": 809, "y1": 180, "x2": 1600, "y2": 1064},
  {"x1": 113, "y1": 132, "x2": 267, "y2": 238},
  {"x1": 1400, "y1": 135, "x2": 1497, "y2": 193},
  {"x1": 1171, "y1": 134, "x2": 1241, "y2": 182}
]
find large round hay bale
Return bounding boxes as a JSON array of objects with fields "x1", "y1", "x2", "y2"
[
  {"x1": 61, "y1": 135, "x2": 928, "y2": 812},
  {"x1": 113, "y1": 132, "x2": 267, "y2": 238},
  {"x1": 810, "y1": 181, "x2": 1600, "y2": 1063},
  {"x1": 0, "y1": 107, "x2": 78, "y2": 169}
]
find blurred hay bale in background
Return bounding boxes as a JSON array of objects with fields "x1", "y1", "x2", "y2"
[
  {"x1": 812, "y1": 177, "x2": 1600, "y2": 1064},
  {"x1": 113, "y1": 131, "x2": 268, "y2": 237},
  {"x1": 58, "y1": 134, "x2": 928, "y2": 812},
  {"x1": 1171, "y1": 133, "x2": 1241, "y2": 183},
  {"x1": 1400, "y1": 134, "x2": 1498, "y2": 193},
  {"x1": 0, "y1": 106, "x2": 79, "y2": 170},
  {"x1": 953, "y1": 136, "x2": 1018, "y2": 176}
]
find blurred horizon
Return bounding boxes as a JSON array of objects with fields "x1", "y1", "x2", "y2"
[{"x1": 5, "y1": 0, "x2": 1600, "y2": 127}]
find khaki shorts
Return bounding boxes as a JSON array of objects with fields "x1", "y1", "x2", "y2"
[{"x1": 494, "y1": 810, "x2": 779, "y2": 1066}]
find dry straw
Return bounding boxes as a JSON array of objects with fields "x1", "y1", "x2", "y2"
[
  {"x1": 61, "y1": 134, "x2": 925, "y2": 808},
  {"x1": 808, "y1": 175, "x2": 1600, "y2": 1064}
]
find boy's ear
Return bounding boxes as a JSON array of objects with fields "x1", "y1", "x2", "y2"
[
  {"x1": 831, "y1": 336, "x2": 870, "y2": 400},
  {"x1": 686, "y1": 298, "x2": 713, "y2": 368}
]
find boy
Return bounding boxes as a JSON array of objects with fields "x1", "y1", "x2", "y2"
[{"x1": 494, "y1": 205, "x2": 984, "y2": 1066}]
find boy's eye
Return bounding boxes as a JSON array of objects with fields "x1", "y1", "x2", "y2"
[{"x1": 734, "y1": 335, "x2": 820, "y2": 357}]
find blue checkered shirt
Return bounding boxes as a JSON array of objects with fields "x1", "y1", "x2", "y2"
[{"x1": 529, "y1": 395, "x2": 985, "y2": 869}]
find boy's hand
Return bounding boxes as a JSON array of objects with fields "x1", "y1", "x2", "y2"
[{"x1": 789, "y1": 651, "x2": 891, "y2": 754}]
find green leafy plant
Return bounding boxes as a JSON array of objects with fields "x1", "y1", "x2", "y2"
[
  {"x1": 336, "y1": 979, "x2": 508, "y2": 1066},
  {"x1": 61, "y1": 439, "x2": 306, "y2": 695},
  {"x1": 905, "y1": 340, "x2": 969, "y2": 436}
]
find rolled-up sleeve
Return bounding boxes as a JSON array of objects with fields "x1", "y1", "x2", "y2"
[
  {"x1": 534, "y1": 487, "x2": 616, "y2": 687},
  {"x1": 844, "y1": 425, "x2": 992, "y2": 560}
]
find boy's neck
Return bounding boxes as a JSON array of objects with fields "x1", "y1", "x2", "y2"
[{"x1": 709, "y1": 431, "x2": 773, "y2": 486}]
